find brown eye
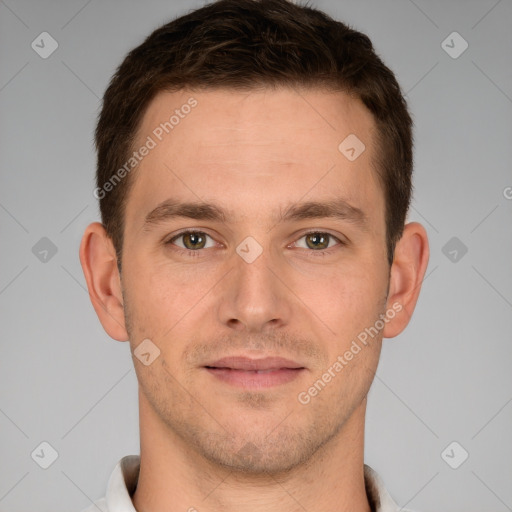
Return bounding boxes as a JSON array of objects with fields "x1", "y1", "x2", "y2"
[
  {"x1": 170, "y1": 231, "x2": 214, "y2": 250},
  {"x1": 183, "y1": 232, "x2": 206, "y2": 249},
  {"x1": 305, "y1": 233, "x2": 329, "y2": 250},
  {"x1": 293, "y1": 232, "x2": 342, "y2": 251}
]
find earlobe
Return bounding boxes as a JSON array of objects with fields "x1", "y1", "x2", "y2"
[
  {"x1": 382, "y1": 222, "x2": 430, "y2": 339},
  {"x1": 79, "y1": 222, "x2": 129, "y2": 341}
]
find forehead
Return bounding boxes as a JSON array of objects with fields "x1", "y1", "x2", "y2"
[
  {"x1": 127, "y1": 87, "x2": 384, "y2": 230},
  {"x1": 139, "y1": 86, "x2": 375, "y2": 153}
]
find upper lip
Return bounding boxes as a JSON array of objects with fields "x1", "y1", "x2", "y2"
[{"x1": 205, "y1": 356, "x2": 304, "y2": 371}]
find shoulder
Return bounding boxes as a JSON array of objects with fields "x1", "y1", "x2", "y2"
[{"x1": 79, "y1": 497, "x2": 108, "y2": 512}]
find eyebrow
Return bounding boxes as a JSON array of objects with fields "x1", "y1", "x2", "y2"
[{"x1": 143, "y1": 198, "x2": 368, "y2": 231}]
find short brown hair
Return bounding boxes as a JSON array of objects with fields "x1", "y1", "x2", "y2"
[{"x1": 95, "y1": 0, "x2": 413, "y2": 268}]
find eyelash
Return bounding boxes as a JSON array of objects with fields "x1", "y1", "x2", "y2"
[{"x1": 166, "y1": 229, "x2": 345, "y2": 258}]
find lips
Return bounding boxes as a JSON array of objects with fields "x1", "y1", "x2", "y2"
[
  {"x1": 204, "y1": 356, "x2": 305, "y2": 389},
  {"x1": 205, "y1": 356, "x2": 304, "y2": 371}
]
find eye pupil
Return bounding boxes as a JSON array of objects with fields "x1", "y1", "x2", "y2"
[
  {"x1": 183, "y1": 232, "x2": 206, "y2": 249},
  {"x1": 306, "y1": 233, "x2": 329, "y2": 250}
]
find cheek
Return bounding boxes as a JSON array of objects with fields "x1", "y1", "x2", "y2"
[
  {"x1": 308, "y1": 270, "x2": 385, "y2": 404},
  {"x1": 123, "y1": 255, "x2": 220, "y2": 341},
  {"x1": 316, "y1": 259, "x2": 387, "y2": 337}
]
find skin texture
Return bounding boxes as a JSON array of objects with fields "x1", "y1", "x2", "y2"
[{"x1": 80, "y1": 87, "x2": 429, "y2": 512}]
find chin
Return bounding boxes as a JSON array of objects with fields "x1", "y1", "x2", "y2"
[{"x1": 188, "y1": 418, "x2": 341, "y2": 476}]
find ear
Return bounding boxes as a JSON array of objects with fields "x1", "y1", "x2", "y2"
[
  {"x1": 382, "y1": 222, "x2": 430, "y2": 338},
  {"x1": 79, "y1": 222, "x2": 129, "y2": 341}
]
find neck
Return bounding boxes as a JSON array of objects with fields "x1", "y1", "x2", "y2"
[{"x1": 132, "y1": 389, "x2": 371, "y2": 512}]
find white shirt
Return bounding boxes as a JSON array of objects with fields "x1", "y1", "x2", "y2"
[{"x1": 80, "y1": 455, "x2": 414, "y2": 512}]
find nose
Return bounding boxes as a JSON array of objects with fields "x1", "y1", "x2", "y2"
[{"x1": 217, "y1": 245, "x2": 292, "y2": 333}]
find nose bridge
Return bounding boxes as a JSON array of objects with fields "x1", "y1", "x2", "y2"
[{"x1": 218, "y1": 240, "x2": 291, "y2": 332}]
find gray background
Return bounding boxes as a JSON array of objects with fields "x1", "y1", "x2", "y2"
[{"x1": 1, "y1": 0, "x2": 511, "y2": 511}]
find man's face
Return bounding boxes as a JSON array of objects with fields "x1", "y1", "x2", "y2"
[{"x1": 120, "y1": 87, "x2": 390, "y2": 473}]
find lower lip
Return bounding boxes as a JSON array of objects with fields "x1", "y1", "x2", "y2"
[{"x1": 205, "y1": 367, "x2": 305, "y2": 389}]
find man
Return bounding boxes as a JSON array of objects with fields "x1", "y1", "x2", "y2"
[{"x1": 79, "y1": 0, "x2": 429, "y2": 510}]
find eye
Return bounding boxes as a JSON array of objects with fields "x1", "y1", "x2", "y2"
[
  {"x1": 168, "y1": 231, "x2": 216, "y2": 250},
  {"x1": 294, "y1": 232, "x2": 342, "y2": 251}
]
